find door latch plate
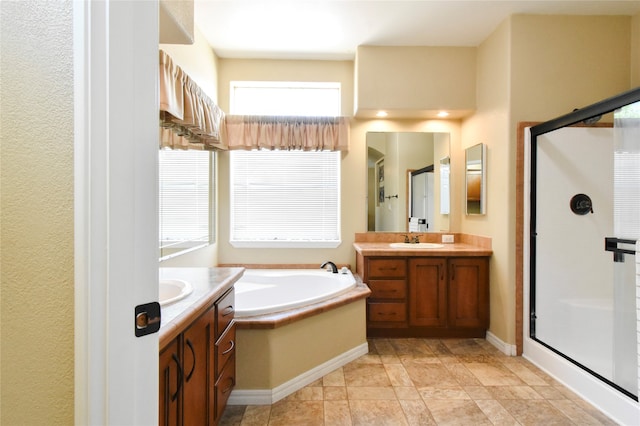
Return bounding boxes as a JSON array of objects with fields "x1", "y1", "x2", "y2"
[{"x1": 135, "y1": 302, "x2": 161, "y2": 337}]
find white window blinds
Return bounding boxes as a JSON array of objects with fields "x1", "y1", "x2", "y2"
[
  {"x1": 159, "y1": 149, "x2": 211, "y2": 248},
  {"x1": 230, "y1": 150, "x2": 340, "y2": 247}
]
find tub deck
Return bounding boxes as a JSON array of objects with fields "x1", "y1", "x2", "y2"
[{"x1": 235, "y1": 276, "x2": 370, "y2": 329}]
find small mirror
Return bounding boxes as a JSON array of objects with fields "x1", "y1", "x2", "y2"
[
  {"x1": 367, "y1": 132, "x2": 450, "y2": 232},
  {"x1": 465, "y1": 143, "x2": 486, "y2": 215}
]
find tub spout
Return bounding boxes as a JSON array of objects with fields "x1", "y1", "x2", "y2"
[{"x1": 321, "y1": 261, "x2": 338, "y2": 273}]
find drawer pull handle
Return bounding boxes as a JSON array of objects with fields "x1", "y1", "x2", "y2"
[
  {"x1": 171, "y1": 354, "x2": 183, "y2": 402},
  {"x1": 222, "y1": 306, "x2": 234, "y2": 316},
  {"x1": 185, "y1": 339, "x2": 196, "y2": 382},
  {"x1": 222, "y1": 339, "x2": 235, "y2": 355}
]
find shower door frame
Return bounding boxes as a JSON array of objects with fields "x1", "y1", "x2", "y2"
[{"x1": 524, "y1": 87, "x2": 640, "y2": 422}]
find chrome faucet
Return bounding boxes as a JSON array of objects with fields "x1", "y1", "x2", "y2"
[{"x1": 320, "y1": 261, "x2": 338, "y2": 273}]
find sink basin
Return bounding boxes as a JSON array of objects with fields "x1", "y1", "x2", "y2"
[
  {"x1": 389, "y1": 242, "x2": 445, "y2": 249},
  {"x1": 159, "y1": 279, "x2": 193, "y2": 306}
]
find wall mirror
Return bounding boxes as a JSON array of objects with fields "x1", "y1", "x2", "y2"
[
  {"x1": 367, "y1": 132, "x2": 450, "y2": 232},
  {"x1": 465, "y1": 143, "x2": 486, "y2": 215}
]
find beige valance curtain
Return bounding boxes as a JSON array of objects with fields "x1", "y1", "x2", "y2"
[
  {"x1": 224, "y1": 115, "x2": 350, "y2": 151},
  {"x1": 159, "y1": 50, "x2": 224, "y2": 150}
]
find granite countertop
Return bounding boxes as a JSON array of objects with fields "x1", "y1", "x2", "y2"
[
  {"x1": 159, "y1": 266, "x2": 244, "y2": 348},
  {"x1": 353, "y1": 241, "x2": 492, "y2": 257}
]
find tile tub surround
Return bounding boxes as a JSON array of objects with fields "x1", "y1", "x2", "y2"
[{"x1": 219, "y1": 338, "x2": 615, "y2": 426}]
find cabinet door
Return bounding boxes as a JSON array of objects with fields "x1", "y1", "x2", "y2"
[
  {"x1": 182, "y1": 308, "x2": 215, "y2": 426},
  {"x1": 408, "y1": 258, "x2": 447, "y2": 327},
  {"x1": 159, "y1": 338, "x2": 181, "y2": 426},
  {"x1": 448, "y1": 258, "x2": 489, "y2": 328}
]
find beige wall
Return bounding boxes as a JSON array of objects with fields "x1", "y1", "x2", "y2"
[
  {"x1": 355, "y1": 46, "x2": 476, "y2": 118},
  {"x1": 160, "y1": 27, "x2": 221, "y2": 267},
  {"x1": 0, "y1": 1, "x2": 75, "y2": 424},
  {"x1": 632, "y1": 12, "x2": 640, "y2": 87},
  {"x1": 510, "y1": 15, "x2": 631, "y2": 122},
  {"x1": 461, "y1": 18, "x2": 512, "y2": 344}
]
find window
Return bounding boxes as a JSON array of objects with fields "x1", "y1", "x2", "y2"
[
  {"x1": 230, "y1": 81, "x2": 341, "y2": 117},
  {"x1": 229, "y1": 81, "x2": 341, "y2": 247},
  {"x1": 230, "y1": 150, "x2": 340, "y2": 247},
  {"x1": 159, "y1": 149, "x2": 213, "y2": 258}
]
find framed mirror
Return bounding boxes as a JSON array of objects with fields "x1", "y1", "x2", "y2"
[
  {"x1": 465, "y1": 143, "x2": 486, "y2": 215},
  {"x1": 367, "y1": 132, "x2": 450, "y2": 232}
]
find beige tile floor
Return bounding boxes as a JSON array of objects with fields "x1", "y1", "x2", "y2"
[{"x1": 220, "y1": 338, "x2": 617, "y2": 425}]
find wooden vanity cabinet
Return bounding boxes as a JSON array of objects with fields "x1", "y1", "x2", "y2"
[
  {"x1": 365, "y1": 258, "x2": 408, "y2": 327},
  {"x1": 359, "y1": 254, "x2": 489, "y2": 338},
  {"x1": 159, "y1": 288, "x2": 236, "y2": 426}
]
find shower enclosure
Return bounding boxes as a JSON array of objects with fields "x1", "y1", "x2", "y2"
[{"x1": 524, "y1": 87, "x2": 640, "y2": 424}]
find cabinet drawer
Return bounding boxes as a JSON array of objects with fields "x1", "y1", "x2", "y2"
[
  {"x1": 214, "y1": 355, "x2": 235, "y2": 422},
  {"x1": 368, "y1": 302, "x2": 406, "y2": 322},
  {"x1": 215, "y1": 323, "x2": 236, "y2": 378},
  {"x1": 369, "y1": 280, "x2": 406, "y2": 300},
  {"x1": 368, "y1": 258, "x2": 406, "y2": 278},
  {"x1": 216, "y1": 289, "x2": 235, "y2": 335}
]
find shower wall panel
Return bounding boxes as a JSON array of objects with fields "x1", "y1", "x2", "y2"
[{"x1": 535, "y1": 127, "x2": 614, "y2": 362}]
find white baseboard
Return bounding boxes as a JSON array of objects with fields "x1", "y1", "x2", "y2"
[
  {"x1": 486, "y1": 330, "x2": 517, "y2": 356},
  {"x1": 227, "y1": 342, "x2": 369, "y2": 405}
]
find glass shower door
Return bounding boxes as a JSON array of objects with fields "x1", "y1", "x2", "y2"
[
  {"x1": 609, "y1": 101, "x2": 640, "y2": 397},
  {"x1": 532, "y1": 100, "x2": 640, "y2": 399}
]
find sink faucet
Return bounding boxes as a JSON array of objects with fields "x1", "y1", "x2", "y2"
[
  {"x1": 401, "y1": 234, "x2": 420, "y2": 244},
  {"x1": 321, "y1": 261, "x2": 338, "y2": 273}
]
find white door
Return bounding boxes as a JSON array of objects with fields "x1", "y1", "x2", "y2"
[
  {"x1": 411, "y1": 171, "x2": 434, "y2": 230},
  {"x1": 74, "y1": 1, "x2": 159, "y2": 424}
]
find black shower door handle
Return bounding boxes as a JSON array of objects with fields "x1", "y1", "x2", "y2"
[{"x1": 605, "y1": 237, "x2": 637, "y2": 262}]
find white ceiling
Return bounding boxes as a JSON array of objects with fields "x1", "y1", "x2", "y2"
[{"x1": 194, "y1": 1, "x2": 640, "y2": 60}]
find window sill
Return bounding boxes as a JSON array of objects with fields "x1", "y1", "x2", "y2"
[{"x1": 229, "y1": 240, "x2": 341, "y2": 249}]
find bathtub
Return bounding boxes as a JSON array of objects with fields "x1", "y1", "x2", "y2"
[
  {"x1": 234, "y1": 269, "x2": 357, "y2": 317},
  {"x1": 229, "y1": 268, "x2": 369, "y2": 405},
  {"x1": 555, "y1": 298, "x2": 613, "y2": 377}
]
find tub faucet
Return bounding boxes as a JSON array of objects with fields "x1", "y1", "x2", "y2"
[{"x1": 321, "y1": 261, "x2": 338, "y2": 273}]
